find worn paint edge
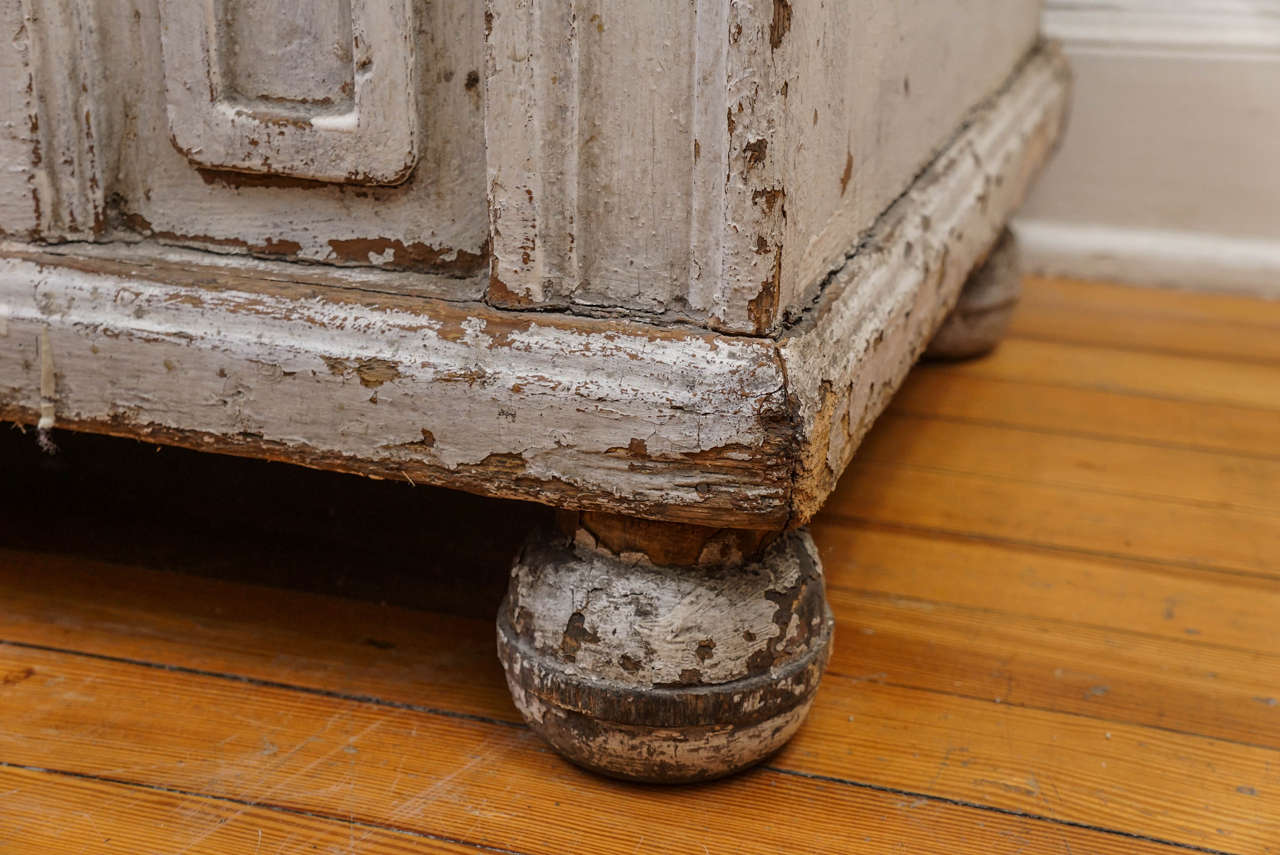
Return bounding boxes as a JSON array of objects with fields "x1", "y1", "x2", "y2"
[
  {"x1": 0, "y1": 252, "x2": 793, "y2": 529},
  {"x1": 779, "y1": 42, "x2": 1073, "y2": 524},
  {"x1": 0, "y1": 45, "x2": 1068, "y2": 531}
]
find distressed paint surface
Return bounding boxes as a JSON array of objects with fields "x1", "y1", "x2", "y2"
[
  {"x1": 159, "y1": 0, "x2": 419, "y2": 184},
  {"x1": 0, "y1": 244, "x2": 792, "y2": 528},
  {"x1": 497, "y1": 525, "x2": 833, "y2": 782},
  {"x1": 8, "y1": 0, "x2": 490, "y2": 285},
  {"x1": 0, "y1": 0, "x2": 37, "y2": 238},
  {"x1": 484, "y1": 0, "x2": 1041, "y2": 334},
  {"x1": 780, "y1": 46, "x2": 1072, "y2": 521},
  {"x1": 0, "y1": 14, "x2": 1067, "y2": 529},
  {"x1": 484, "y1": 0, "x2": 785, "y2": 329},
  {"x1": 18, "y1": 0, "x2": 109, "y2": 240},
  {"x1": 925, "y1": 228, "x2": 1022, "y2": 360},
  {"x1": 776, "y1": 0, "x2": 1041, "y2": 325}
]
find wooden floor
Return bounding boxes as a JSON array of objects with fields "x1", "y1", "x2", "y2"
[{"x1": 2, "y1": 276, "x2": 1278, "y2": 854}]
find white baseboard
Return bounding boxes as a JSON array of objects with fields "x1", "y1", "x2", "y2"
[
  {"x1": 1015, "y1": 220, "x2": 1280, "y2": 299},
  {"x1": 1020, "y1": 1, "x2": 1280, "y2": 296},
  {"x1": 1043, "y1": 0, "x2": 1280, "y2": 58}
]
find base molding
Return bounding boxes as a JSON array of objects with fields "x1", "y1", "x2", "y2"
[
  {"x1": 1019, "y1": 2, "x2": 1280, "y2": 297},
  {"x1": 1017, "y1": 220, "x2": 1280, "y2": 299}
]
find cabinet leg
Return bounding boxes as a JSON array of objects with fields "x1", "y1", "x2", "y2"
[
  {"x1": 496, "y1": 511, "x2": 834, "y2": 783},
  {"x1": 926, "y1": 227, "x2": 1022, "y2": 360}
]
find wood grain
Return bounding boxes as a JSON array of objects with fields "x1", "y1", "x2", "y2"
[
  {"x1": 891, "y1": 369, "x2": 1280, "y2": 461},
  {"x1": 856, "y1": 411, "x2": 1280, "y2": 515},
  {"x1": 0, "y1": 538, "x2": 1274, "y2": 851},
  {"x1": 2, "y1": 276, "x2": 1278, "y2": 854},
  {"x1": 0, "y1": 765, "x2": 477, "y2": 855},
  {"x1": 1013, "y1": 276, "x2": 1280, "y2": 363},
  {"x1": 0, "y1": 646, "x2": 1183, "y2": 855},
  {"x1": 951, "y1": 337, "x2": 1280, "y2": 412},
  {"x1": 823, "y1": 585, "x2": 1280, "y2": 751},
  {"x1": 1022, "y1": 276, "x2": 1280, "y2": 331},
  {"x1": 812, "y1": 524, "x2": 1280, "y2": 655},
  {"x1": 824, "y1": 459, "x2": 1280, "y2": 579}
]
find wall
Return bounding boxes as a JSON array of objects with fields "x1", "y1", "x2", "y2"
[{"x1": 1015, "y1": 0, "x2": 1280, "y2": 296}]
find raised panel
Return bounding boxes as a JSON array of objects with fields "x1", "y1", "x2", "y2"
[
  {"x1": 100, "y1": 0, "x2": 489, "y2": 289},
  {"x1": 159, "y1": 0, "x2": 418, "y2": 184}
]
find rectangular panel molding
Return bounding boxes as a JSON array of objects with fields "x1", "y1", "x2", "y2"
[{"x1": 158, "y1": 0, "x2": 419, "y2": 184}]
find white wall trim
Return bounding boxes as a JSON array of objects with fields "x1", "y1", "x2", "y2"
[
  {"x1": 1016, "y1": 221, "x2": 1280, "y2": 299},
  {"x1": 1023, "y1": 1, "x2": 1280, "y2": 297},
  {"x1": 1044, "y1": 1, "x2": 1280, "y2": 58}
]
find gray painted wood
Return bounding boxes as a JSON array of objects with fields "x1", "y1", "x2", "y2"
[
  {"x1": 497, "y1": 524, "x2": 834, "y2": 782},
  {"x1": 0, "y1": 3, "x2": 1068, "y2": 530}
]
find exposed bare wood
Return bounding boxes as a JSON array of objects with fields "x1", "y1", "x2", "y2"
[{"x1": 573, "y1": 510, "x2": 776, "y2": 567}]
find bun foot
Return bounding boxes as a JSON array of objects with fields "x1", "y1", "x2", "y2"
[
  {"x1": 496, "y1": 513, "x2": 834, "y2": 783},
  {"x1": 926, "y1": 227, "x2": 1022, "y2": 360}
]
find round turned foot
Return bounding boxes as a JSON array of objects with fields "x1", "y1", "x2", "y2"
[
  {"x1": 926, "y1": 227, "x2": 1022, "y2": 360},
  {"x1": 496, "y1": 514, "x2": 834, "y2": 783}
]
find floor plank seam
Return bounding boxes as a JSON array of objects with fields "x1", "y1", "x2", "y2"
[
  {"x1": 817, "y1": 672, "x2": 1280, "y2": 754},
  {"x1": 1017, "y1": 297, "x2": 1280, "y2": 332},
  {"x1": 0, "y1": 638, "x2": 524, "y2": 730},
  {"x1": 825, "y1": 583, "x2": 1280, "y2": 659},
  {"x1": 846, "y1": 457, "x2": 1280, "y2": 520},
  {"x1": 1005, "y1": 331, "x2": 1280, "y2": 368},
  {"x1": 924, "y1": 365, "x2": 1280, "y2": 416},
  {"x1": 0, "y1": 760, "x2": 535, "y2": 855},
  {"x1": 6, "y1": 635, "x2": 1274, "y2": 838},
  {"x1": 881, "y1": 408, "x2": 1280, "y2": 464},
  {"x1": 763, "y1": 766, "x2": 1243, "y2": 855},
  {"x1": 821, "y1": 514, "x2": 1280, "y2": 584}
]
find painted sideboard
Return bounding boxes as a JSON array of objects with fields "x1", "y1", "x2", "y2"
[{"x1": 0, "y1": 0, "x2": 1068, "y2": 782}]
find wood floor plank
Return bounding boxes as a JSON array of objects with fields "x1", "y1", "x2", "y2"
[
  {"x1": 944, "y1": 337, "x2": 1280, "y2": 412},
  {"x1": 824, "y1": 459, "x2": 1280, "y2": 579},
  {"x1": 1022, "y1": 277, "x2": 1280, "y2": 331},
  {"x1": 4, "y1": 535, "x2": 1278, "y2": 820},
  {"x1": 1015, "y1": 278, "x2": 1280, "y2": 363},
  {"x1": 0, "y1": 548, "x2": 516, "y2": 724},
  {"x1": 823, "y1": 586, "x2": 1280, "y2": 751},
  {"x1": 0, "y1": 647, "x2": 1186, "y2": 855},
  {"x1": 890, "y1": 369, "x2": 1280, "y2": 461},
  {"x1": 6, "y1": 532, "x2": 1276, "y2": 749},
  {"x1": 783, "y1": 678, "x2": 1278, "y2": 854},
  {"x1": 5, "y1": 537, "x2": 1277, "y2": 757},
  {"x1": 0, "y1": 764, "x2": 477, "y2": 855},
  {"x1": 811, "y1": 523, "x2": 1280, "y2": 655},
  {"x1": 856, "y1": 411, "x2": 1280, "y2": 515}
]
